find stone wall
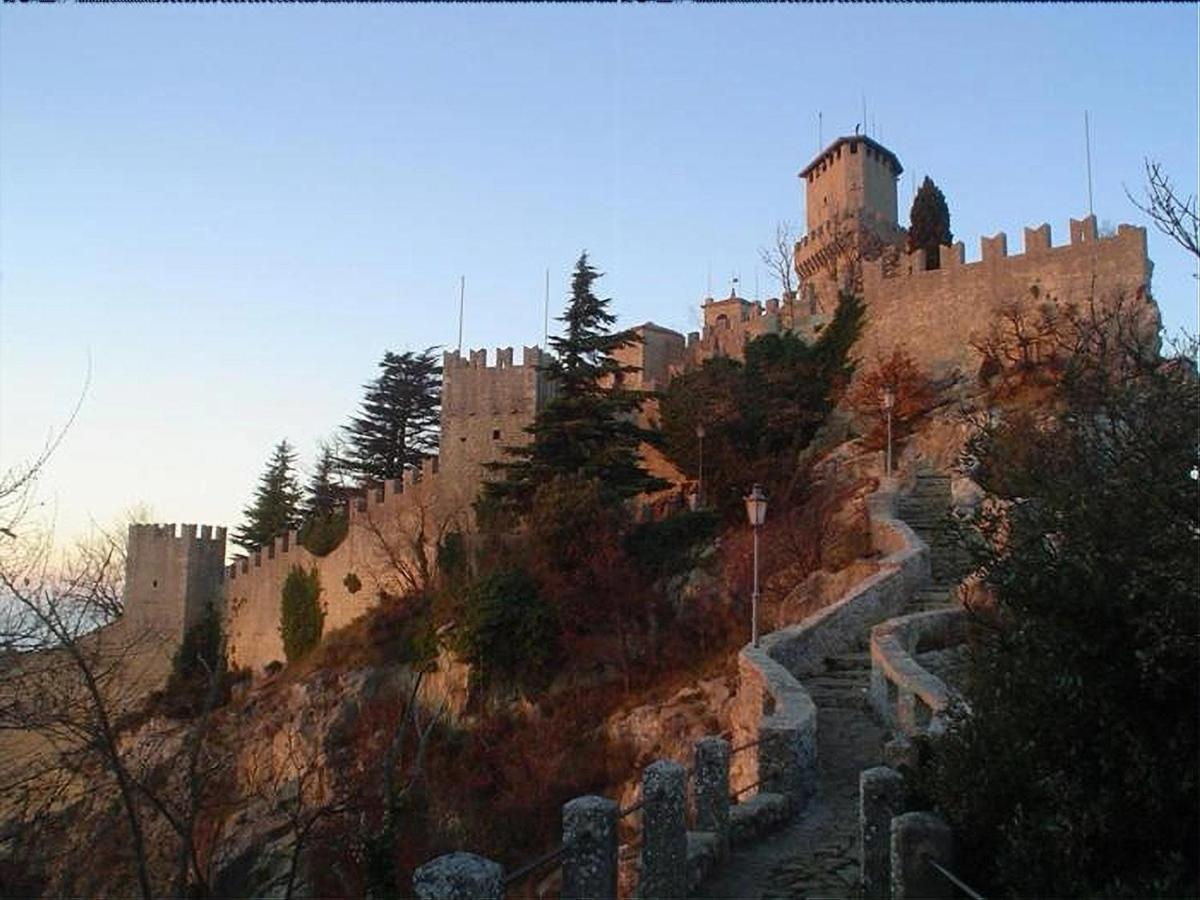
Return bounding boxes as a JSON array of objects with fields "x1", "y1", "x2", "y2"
[
  {"x1": 869, "y1": 607, "x2": 967, "y2": 736},
  {"x1": 858, "y1": 215, "x2": 1154, "y2": 378},
  {"x1": 223, "y1": 458, "x2": 469, "y2": 671}
]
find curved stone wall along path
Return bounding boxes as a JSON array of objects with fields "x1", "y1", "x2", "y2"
[{"x1": 695, "y1": 649, "x2": 885, "y2": 899}]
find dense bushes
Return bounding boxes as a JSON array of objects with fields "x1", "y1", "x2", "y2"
[
  {"x1": 915, "y1": 331, "x2": 1199, "y2": 896},
  {"x1": 280, "y1": 565, "x2": 325, "y2": 662},
  {"x1": 299, "y1": 510, "x2": 349, "y2": 556},
  {"x1": 454, "y1": 569, "x2": 561, "y2": 692}
]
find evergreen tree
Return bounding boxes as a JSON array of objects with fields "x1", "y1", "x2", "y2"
[
  {"x1": 342, "y1": 349, "x2": 441, "y2": 485},
  {"x1": 232, "y1": 440, "x2": 302, "y2": 553},
  {"x1": 483, "y1": 253, "x2": 666, "y2": 513},
  {"x1": 302, "y1": 441, "x2": 347, "y2": 520},
  {"x1": 907, "y1": 175, "x2": 953, "y2": 269},
  {"x1": 299, "y1": 441, "x2": 350, "y2": 556}
]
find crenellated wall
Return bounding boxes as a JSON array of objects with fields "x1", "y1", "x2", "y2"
[
  {"x1": 857, "y1": 215, "x2": 1154, "y2": 377},
  {"x1": 222, "y1": 456, "x2": 471, "y2": 671}
]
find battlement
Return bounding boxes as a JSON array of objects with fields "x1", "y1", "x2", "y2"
[
  {"x1": 225, "y1": 456, "x2": 445, "y2": 582},
  {"x1": 443, "y1": 345, "x2": 545, "y2": 371},
  {"x1": 863, "y1": 215, "x2": 1144, "y2": 288},
  {"x1": 129, "y1": 522, "x2": 227, "y2": 544}
]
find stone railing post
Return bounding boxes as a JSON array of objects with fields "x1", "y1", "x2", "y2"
[
  {"x1": 860, "y1": 766, "x2": 905, "y2": 900},
  {"x1": 561, "y1": 795, "x2": 618, "y2": 900},
  {"x1": 693, "y1": 737, "x2": 731, "y2": 859},
  {"x1": 640, "y1": 760, "x2": 687, "y2": 900},
  {"x1": 758, "y1": 723, "x2": 813, "y2": 808},
  {"x1": 890, "y1": 811, "x2": 954, "y2": 899},
  {"x1": 412, "y1": 852, "x2": 504, "y2": 900}
]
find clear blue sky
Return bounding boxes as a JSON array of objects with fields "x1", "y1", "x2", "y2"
[{"x1": 1, "y1": 4, "x2": 1197, "y2": 550}]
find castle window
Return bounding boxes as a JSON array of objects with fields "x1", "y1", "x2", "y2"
[
  {"x1": 492, "y1": 429, "x2": 501, "y2": 440},
  {"x1": 152, "y1": 580, "x2": 158, "y2": 589}
]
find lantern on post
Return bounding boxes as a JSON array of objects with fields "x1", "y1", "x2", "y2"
[
  {"x1": 881, "y1": 387, "x2": 896, "y2": 479},
  {"x1": 744, "y1": 484, "x2": 768, "y2": 647}
]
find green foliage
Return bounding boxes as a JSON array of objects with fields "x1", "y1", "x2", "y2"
[
  {"x1": 343, "y1": 571, "x2": 362, "y2": 594},
  {"x1": 280, "y1": 566, "x2": 325, "y2": 663},
  {"x1": 342, "y1": 348, "x2": 441, "y2": 485},
  {"x1": 659, "y1": 291, "x2": 864, "y2": 515},
  {"x1": 624, "y1": 509, "x2": 719, "y2": 580},
  {"x1": 299, "y1": 509, "x2": 348, "y2": 556},
  {"x1": 168, "y1": 602, "x2": 224, "y2": 685},
  {"x1": 918, "y1": 333, "x2": 1199, "y2": 897},
  {"x1": 436, "y1": 530, "x2": 467, "y2": 579},
  {"x1": 482, "y1": 254, "x2": 666, "y2": 515},
  {"x1": 455, "y1": 568, "x2": 561, "y2": 692},
  {"x1": 907, "y1": 175, "x2": 953, "y2": 269},
  {"x1": 232, "y1": 439, "x2": 303, "y2": 553}
]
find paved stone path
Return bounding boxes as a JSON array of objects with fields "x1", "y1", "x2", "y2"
[{"x1": 694, "y1": 650, "x2": 885, "y2": 900}]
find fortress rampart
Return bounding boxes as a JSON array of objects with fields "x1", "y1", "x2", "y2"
[
  {"x1": 857, "y1": 214, "x2": 1153, "y2": 377},
  {"x1": 223, "y1": 456, "x2": 468, "y2": 670}
]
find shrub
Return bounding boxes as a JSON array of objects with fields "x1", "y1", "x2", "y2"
[
  {"x1": 624, "y1": 509, "x2": 719, "y2": 580},
  {"x1": 163, "y1": 602, "x2": 228, "y2": 717},
  {"x1": 917, "y1": 330, "x2": 1199, "y2": 896},
  {"x1": 343, "y1": 571, "x2": 362, "y2": 594},
  {"x1": 280, "y1": 565, "x2": 325, "y2": 663},
  {"x1": 455, "y1": 568, "x2": 560, "y2": 692},
  {"x1": 300, "y1": 510, "x2": 349, "y2": 556}
]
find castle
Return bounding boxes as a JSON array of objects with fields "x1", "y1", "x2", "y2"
[{"x1": 121, "y1": 135, "x2": 1157, "y2": 672}]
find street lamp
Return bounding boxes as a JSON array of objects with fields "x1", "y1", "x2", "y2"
[
  {"x1": 744, "y1": 483, "x2": 768, "y2": 647},
  {"x1": 695, "y1": 423, "x2": 706, "y2": 509},
  {"x1": 881, "y1": 387, "x2": 896, "y2": 479}
]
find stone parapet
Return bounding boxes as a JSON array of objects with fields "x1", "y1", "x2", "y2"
[{"x1": 870, "y1": 607, "x2": 968, "y2": 736}]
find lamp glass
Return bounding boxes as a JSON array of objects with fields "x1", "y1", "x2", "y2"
[{"x1": 744, "y1": 484, "x2": 768, "y2": 527}]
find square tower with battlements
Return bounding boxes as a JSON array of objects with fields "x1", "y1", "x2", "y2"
[{"x1": 794, "y1": 135, "x2": 906, "y2": 285}]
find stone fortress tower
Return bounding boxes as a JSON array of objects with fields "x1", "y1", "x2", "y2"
[
  {"x1": 122, "y1": 523, "x2": 227, "y2": 644},
  {"x1": 794, "y1": 134, "x2": 906, "y2": 283}
]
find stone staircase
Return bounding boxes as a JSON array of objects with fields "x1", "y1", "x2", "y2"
[{"x1": 897, "y1": 467, "x2": 967, "y2": 585}]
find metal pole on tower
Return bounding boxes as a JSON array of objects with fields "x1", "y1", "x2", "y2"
[
  {"x1": 1085, "y1": 110, "x2": 1095, "y2": 218},
  {"x1": 818, "y1": 111, "x2": 823, "y2": 150},
  {"x1": 457, "y1": 275, "x2": 465, "y2": 354}
]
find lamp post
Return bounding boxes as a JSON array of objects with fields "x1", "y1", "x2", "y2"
[
  {"x1": 744, "y1": 484, "x2": 768, "y2": 647},
  {"x1": 695, "y1": 423, "x2": 706, "y2": 509},
  {"x1": 881, "y1": 388, "x2": 895, "y2": 479}
]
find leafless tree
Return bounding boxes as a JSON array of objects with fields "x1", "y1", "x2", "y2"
[
  {"x1": 759, "y1": 220, "x2": 796, "y2": 297},
  {"x1": 1126, "y1": 159, "x2": 1199, "y2": 264}
]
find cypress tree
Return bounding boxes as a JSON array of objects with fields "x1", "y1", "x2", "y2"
[
  {"x1": 341, "y1": 349, "x2": 441, "y2": 485},
  {"x1": 907, "y1": 175, "x2": 953, "y2": 269},
  {"x1": 232, "y1": 440, "x2": 302, "y2": 553},
  {"x1": 483, "y1": 252, "x2": 666, "y2": 513}
]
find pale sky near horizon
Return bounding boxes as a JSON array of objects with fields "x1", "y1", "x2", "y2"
[{"x1": 1, "y1": 3, "x2": 1197, "y2": 553}]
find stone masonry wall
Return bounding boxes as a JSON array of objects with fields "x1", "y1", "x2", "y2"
[
  {"x1": 223, "y1": 458, "x2": 469, "y2": 671},
  {"x1": 858, "y1": 215, "x2": 1153, "y2": 378}
]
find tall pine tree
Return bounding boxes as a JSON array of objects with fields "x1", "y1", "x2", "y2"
[
  {"x1": 302, "y1": 441, "x2": 347, "y2": 520},
  {"x1": 908, "y1": 175, "x2": 953, "y2": 270},
  {"x1": 483, "y1": 253, "x2": 666, "y2": 513},
  {"x1": 232, "y1": 439, "x2": 302, "y2": 553},
  {"x1": 341, "y1": 349, "x2": 441, "y2": 485}
]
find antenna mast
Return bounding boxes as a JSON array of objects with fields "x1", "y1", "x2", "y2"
[
  {"x1": 456, "y1": 275, "x2": 465, "y2": 354},
  {"x1": 1084, "y1": 110, "x2": 1095, "y2": 217},
  {"x1": 818, "y1": 111, "x2": 823, "y2": 150}
]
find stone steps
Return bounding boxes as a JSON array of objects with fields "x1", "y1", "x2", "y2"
[{"x1": 823, "y1": 651, "x2": 872, "y2": 672}]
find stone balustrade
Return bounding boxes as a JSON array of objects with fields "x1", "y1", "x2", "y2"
[{"x1": 869, "y1": 607, "x2": 968, "y2": 736}]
